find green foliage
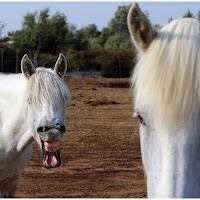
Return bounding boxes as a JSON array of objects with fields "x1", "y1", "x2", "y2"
[
  {"x1": 168, "y1": 17, "x2": 173, "y2": 23},
  {"x1": 196, "y1": 11, "x2": 200, "y2": 20},
  {"x1": 9, "y1": 9, "x2": 69, "y2": 52},
  {"x1": 105, "y1": 5, "x2": 132, "y2": 49},
  {"x1": 104, "y1": 35, "x2": 132, "y2": 49},
  {"x1": 108, "y1": 5, "x2": 131, "y2": 36},
  {"x1": 104, "y1": 35, "x2": 121, "y2": 49},
  {"x1": 182, "y1": 10, "x2": 200, "y2": 21},
  {"x1": 76, "y1": 24, "x2": 100, "y2": 49},
  {"x1": 97, "y1": 27, "x2": 110, "y2": 47},
  {"x1": 25, "y1": 48, "x2": 136, "y2": 78},
  {"x1": 183, "y1": 10, "x2": 195, "y2": 18},
  {"x1": 0, "y1": 46, "x2": 136, "y2": 77},
  {"x1": 2, "y1": 5, "x2": 137, "y2": 78},
  {"x1": 8, "y1": 5, "x2": 134, "y2": 51},
  {"x1": 64, "y1": 48, "x2": 135, "y2": 78},
  {"x1": 102, "y1": 48, "x2": 135, "y2": 78},
  {"x1": 0, "y1": 47, "x2": 27, "y2": 73},
  {"x1": 0, "y1": 21, "x2": 5, "y2": 38},
  {"x1": 81, "y1": 24, "x2": 100, "y2": 38},
  {"x1": 73, "y1": 29, "x2": 89, "y2": 50}
]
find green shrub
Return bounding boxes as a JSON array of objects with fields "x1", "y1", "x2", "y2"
[{"x1": 0, "y1": 47, "x2": 136, "y2": 78}]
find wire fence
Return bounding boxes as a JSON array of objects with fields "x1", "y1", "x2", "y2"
[{"x1": 0, "y1": 48, "x2": 135, "y2": 78}]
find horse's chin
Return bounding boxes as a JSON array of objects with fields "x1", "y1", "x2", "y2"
[{"x1": 41, "y1": 140, "x2": 61, "y2": 168}]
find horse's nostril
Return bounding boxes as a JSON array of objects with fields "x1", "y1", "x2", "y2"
[
  {"x1": 60, "y1": 125, "x2": 66, "y2": 132},
  {"x1": 37, "y1": 126, "x2": 50, "y2": 132},
  {"x1": 37, "y1": 126, "x2": 44, "y2": 132},
  {"x1": 37, "y1": 125, "x2": 65, "y2": 133}
]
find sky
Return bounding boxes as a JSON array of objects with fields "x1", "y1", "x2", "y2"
[{"x1": 0, "y1": 1, "x2": 200, "y2": 37}]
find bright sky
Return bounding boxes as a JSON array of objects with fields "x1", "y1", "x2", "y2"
[{"x1": 0, "y1": 1, "x2": 200, "y2": 37}]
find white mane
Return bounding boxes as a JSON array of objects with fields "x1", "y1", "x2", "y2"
[
  {"x1": 26, "y1": 67, "x2": 71, "y2": 109},
  {"x1": 133, "y1": 18, "x2": 200, "y2": 128}
]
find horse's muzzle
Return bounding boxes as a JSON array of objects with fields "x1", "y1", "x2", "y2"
[
  {"x1": 37, "y1": 124, "x2": 65, "y2": 142},
  {"x1": 37, "y1": 121, "x2": 66, "y2": 168}
]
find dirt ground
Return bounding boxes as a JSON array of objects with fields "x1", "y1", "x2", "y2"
[{"x1": 16, "y1": 75, "x2": 147, "y2": 198}]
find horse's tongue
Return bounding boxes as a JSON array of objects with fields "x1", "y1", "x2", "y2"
[
  {"x1": 44, "y1": 141, "x2": 60, "y2": 168},
  {"x1": 44, "y1": 152, "x2": 58, "y2": 167}
]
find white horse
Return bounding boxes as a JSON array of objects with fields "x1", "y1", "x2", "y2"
[
  {"x1": 128, "y1": 3, "x2": 200, "y2": 198},
  {"x1": 0, "y1": 53, "x2": 71, "y2": 197}
]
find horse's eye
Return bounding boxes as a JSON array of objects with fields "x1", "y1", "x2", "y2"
[
  {"x1": 27, "y1": 99, "x2": 32, "y2": 104},
  {"x1": 138, "y1": 115, "x2": 146, "y2": 126}
]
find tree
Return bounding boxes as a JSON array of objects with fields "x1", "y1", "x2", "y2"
[
  {"x1": 183, "y1": 10, "x2": 195, "y2": 18},
  {"x1": 104, "y1": 35, "x2": 121, "y2": 49},
  {"x1": 168, "y1": 17, "x2": 173, "y2": 23},
  {"x1": 0, "y1": 21, "x2": 5, "y2": 38},
  {"x1": 108, "y1": 5, "x2": 131, "y2": 36},
  {"x1": 81, "y1": 24, "x2": 100, "y2": 39},
  {"x1": 9, "y1": 9, "x2": 69, "y2": 52},
  {"x1": 9, "y1": 12, "x2": 37, "y2": 51},
  {"x1": 97, "y1": 27, "x2": 110, "y2": 47},
  {"x1": 76, "y1": 24, "x2": 100, "y2": 48},
  {"x1": 106, "y1": 5, "x2": 132, "y2": 49},
  {"x1": 197, "y1": 11, "x2": 200, "y2": 20},
  {"x1": 73, "y1": 29, "x2": 89, "y2": 51}
]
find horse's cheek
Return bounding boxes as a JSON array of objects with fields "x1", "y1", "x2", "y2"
[
  {"x1": 27, "y1": 108, "x2": 37, "y2": 132},
  {"x1": 140, "y1": 126, "x2": 160, "y2": 174}
]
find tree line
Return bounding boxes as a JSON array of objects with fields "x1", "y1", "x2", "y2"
[
  {"x1": 4, "y1": 5, "x2": 132, "y2": 53},
  {"x1": 0, "y1": 5, "x2": 200, "y2": 77},
  {"x1": 1, "y1": 5, "x2": 200, "y2": 52}
]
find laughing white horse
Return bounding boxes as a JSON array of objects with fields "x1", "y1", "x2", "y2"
[
  {"x1": 128, "y1": 3, "x2": 200, "y2": 198},
  {"x1": 0, "y1": 53, "x2": 71, "y2": 197}
]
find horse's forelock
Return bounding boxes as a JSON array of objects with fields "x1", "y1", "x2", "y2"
[
  {"x1": 133, "y1": 18, "x2": 200, "y2": 128},
  {"x1": 26, "y1": 67, "x2": 71, "y2": 108}
]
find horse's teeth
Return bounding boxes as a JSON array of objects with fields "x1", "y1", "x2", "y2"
[
  {"x1": 45, "y1": 146, "x2": 59, "y2": 152},
  {"x1": 53, "y1": 147, "x2": 57, "y2": 152}
]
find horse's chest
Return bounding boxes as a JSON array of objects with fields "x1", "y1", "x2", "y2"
[{"x1": 0, "y1": 145, "x2": 33, "y2": 193}]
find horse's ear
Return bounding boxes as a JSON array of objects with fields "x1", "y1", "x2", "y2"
[
  {"x1": 54, "y1": 53, "x2": 67, "y2": 79},
  {"x1": 21, "y1": 54, "x2": 35, "y2": 79},
  {"x1": 127, "y1": 3, "x2": 157, "y2": 53}
]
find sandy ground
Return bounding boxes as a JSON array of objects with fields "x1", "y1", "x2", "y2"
[{"x1": 16, "y1": 75, "x2": 147, "y2": 198}]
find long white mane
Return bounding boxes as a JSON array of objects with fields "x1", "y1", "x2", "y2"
[
  {"x1": 26, "y1": 67, "x2": 71, "y2": 109},
  {"x1": 133, "y1": 18, "x2": 200, "y2": 128}
]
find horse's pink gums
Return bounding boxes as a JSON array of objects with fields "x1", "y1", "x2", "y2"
[{"x1": 44, "y1": 141, "x2": 60, "y2": 148}]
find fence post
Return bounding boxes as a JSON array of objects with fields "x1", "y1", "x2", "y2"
[
  {"x1": 101, "y1": 49, "x2": 104, "y2": 73},
  {"x1": 65, "y1": 52, "x2": 68, "y2": 72},
  {"x1": 47, "y1": 51, "x2": 50, "y2": 67},
  {"x1": 118, "y1": 51, "x2": 121, "y2": 78},
  {"x1": 34, "y1": 35, "x2": 40, "y2": 68},
  {"x1": 29, "y1": 50, "x2": 32, "y2": 60},
  {"x1": 16, "y1": 50, "x2": 19, "y2": 73}
]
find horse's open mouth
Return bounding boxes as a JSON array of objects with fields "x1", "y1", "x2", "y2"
[{"x1": 42, "y1": 140, "x2": 61, "y2": 168}]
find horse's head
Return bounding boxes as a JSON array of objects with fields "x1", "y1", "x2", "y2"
[
  {"x1": 128, "y1": 3, "x2": 200, "y2": 198},
  {"x1": 21, "y1": 53, "x2": 71, "y2": 168}
]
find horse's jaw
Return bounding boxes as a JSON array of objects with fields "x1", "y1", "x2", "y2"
[{"x1": 41, "y1": 140, "x2": 61, "y2": 168}]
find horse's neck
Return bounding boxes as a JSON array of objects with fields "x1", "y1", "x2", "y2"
[
  {"x1": 0, "y1": 73, "x2": 26, "y2": 100},
  {"x1": 0, "y1": 73, "x2": 33, "y2": 157},
  {"x1": 0, "y1": 73, "x2": 26, "y2": 123}
]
